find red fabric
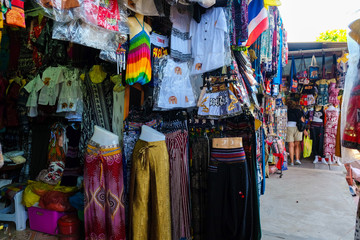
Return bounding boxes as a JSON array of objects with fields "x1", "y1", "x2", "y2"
[
  {"x1": 343, "y1": 84, "x2": 360, "y2": 149},
  {"x1": 273, "y1": 153, "x2": 284, "y2": 170}
]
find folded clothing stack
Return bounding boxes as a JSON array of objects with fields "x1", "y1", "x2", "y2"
[{"x1": 3, "y1": 151, "x2": 26, "y2": 164}]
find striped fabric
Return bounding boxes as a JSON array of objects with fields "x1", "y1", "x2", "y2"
[
  {"x1": 209, "y1": 147, "x2": 247, "y2": 172},
  {"x1": 165, "y1": 130, "x2": 191, "y2": 240},
  {"x1": 125, "y1": 29, "x2": 151, "y2": 85}
]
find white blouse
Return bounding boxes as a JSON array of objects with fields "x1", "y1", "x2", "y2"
[
  {"x1": 190, "y1": 7, "x2": 228, "y2": 75},
  {"x1": 57, "y1": 68, "x2": 81, "y2": 113},
  {"x1": 24, "y1": 75, "x2": 44, "y2": 117},
  {"x1": 38, "y1": 66, "x2": 65, "y2": 106},
  {"x1": 170, "y1": 5, "x2": 192, "y2": 61}
]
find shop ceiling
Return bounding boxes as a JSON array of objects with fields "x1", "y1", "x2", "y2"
[{"x1": 288, "y1": 42, "x2": 347, "y2": 59}]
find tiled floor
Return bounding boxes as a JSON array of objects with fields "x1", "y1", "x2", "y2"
[
  {"x1": 262, "y1": 159, "x2": 356, "y2": 239},
  {"x1": 0, "y1": 223, "x2": 57, "y2": 240}
]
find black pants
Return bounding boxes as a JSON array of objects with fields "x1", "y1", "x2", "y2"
[
  {"x1": 310, "y1": 124, "x2": 324, "y2": 158},
  {"x1": 190, "y1": 137, "x2": 209, "y2": 240},
  {"x1": 206, "y1": 160, "x2": 252, "y2": 240}
]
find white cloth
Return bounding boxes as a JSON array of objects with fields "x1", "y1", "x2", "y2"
[
  {"x1": 170, "y1": 5, "x2": 192, "y2": 61},
  {"x1": 156, "y1": 58, "x2": 196, "y2": 109},
  {"x1": 287, "y1": 121, "x2": 297, "y2": 127},
  {"x1": 57, "y1": 68, "x2": 81, "y2": 113},
  {"x1": 190, "y1": 7, "x2": 228, "y2": 75},
  {"x1": 24, "y1": 75, "x2": 44, "y2": 117},
  {"x1": 38, "y1": 66, "x2": 65, "y2": 106}
]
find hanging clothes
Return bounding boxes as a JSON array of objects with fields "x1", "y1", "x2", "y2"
[
  {"x1": 189, "y1": 135, "x2": 209, "y2": 240},
  {"x1": 150, "y1": 32, "x2": 169, "y2": 86},
  {"x1": 206, "y1": 145, "x2": 252, "y2": 240},
  {"x1": 166, "y1": 130, "x2": 191, "y2": 240},
  {"x1": 155, "y1": 58, "x2": 196, "y2": 110},
  {"x1": 79, "y1": 71, "x2": 113, "y2": 161},
  {"x1": 84, "y1": 140, "x2": 126, "y2": 240},
  {"x1": 190, "y1": 7, "x2": 228, "y2": 75},
  {"x1": 56, "y1": 68, "x2": 81, "y2": 113},
  {"x1": 170, "y1": 5, "x2": 192, "y2": 62},
  {"x1": 129, "y1": 139, "x2": 171, "y2": 240},
  {"x1": 323, "y1": 108, "x2": 339, "y2": 157},
  {"x1": 125, "y1": 16, "x2": 151, "y2": 85}
]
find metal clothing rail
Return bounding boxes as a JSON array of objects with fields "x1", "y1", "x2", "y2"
[{"x1": 288, "y1": 47, "x2": 348, "y2": 57}]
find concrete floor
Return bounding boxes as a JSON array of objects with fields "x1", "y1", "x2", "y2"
[{"x1": 261, "y1": 159, "x2": 358, "y2": 240}]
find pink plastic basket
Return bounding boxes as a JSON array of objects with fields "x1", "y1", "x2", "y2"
[{"x1": 28, "y1": 206, "x2": 66, "y2": 235}]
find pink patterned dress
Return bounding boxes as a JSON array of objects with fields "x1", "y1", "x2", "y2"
[{"x1": 323, "y1": 109, "x2": 339, "y2": 157}]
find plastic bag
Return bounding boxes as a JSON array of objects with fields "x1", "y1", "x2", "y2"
[
  {"x1": 39, "y1": 191, "x2": 73, "y2": 212},
  {"x1": 303, "y1": 134, "x2": 312, "y2": 158},
  {"x1": 52, "y1": 20, "x2": 127, "y2": 52},
  {"x1": 22, "y1": 186, "x2": 41, "y2": 207},
  {"x1": 36, "y1": 0, "x2": 130, "y2": 34}
]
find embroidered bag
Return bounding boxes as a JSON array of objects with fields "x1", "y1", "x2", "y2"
[
  {"x1": 5, "y1": 0, "x2": 25, "y2": 28},
  {"x1": 290, "y1": 56, "x2": 298, "y2": 93},
  {"x1": 309, "y1": 55, "x2": 319, "y2": 81}
]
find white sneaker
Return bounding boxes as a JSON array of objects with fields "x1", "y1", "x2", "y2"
[
  {"x1": 313, "y1": 156, "x2": 319, "y2": 164},
  {"x1": 295, "y1": 160, "x2": 302, "y2": 165},
  {"x1": 321, "y1": 158, "x2": 327, "y2": 165},
  {"x1": 290, "y1": 162, "x2": 294, "y2": 166}
]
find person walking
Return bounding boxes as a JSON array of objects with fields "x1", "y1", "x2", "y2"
[{"x1": 286, "y1": 100, "x2": 307, "y2": 166}]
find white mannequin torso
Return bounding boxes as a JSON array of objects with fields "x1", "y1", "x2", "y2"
[
  {"x1": 90, "y1": 125, "x2": 119, "y2": 146},
  {"x1": 139, "y1": 125, "x2": 165, "y2": 142}
]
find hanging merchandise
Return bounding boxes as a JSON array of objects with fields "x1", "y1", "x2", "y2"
[
  {"x1": 197, "y1": 75, "x2": 242, "y2": 119},
  {"x1": 328, "y1": 82, "x2": 340, "y2": 107},
  {"x1": 309, "y1": 55, "x2": 319, "y2": 81},
  {"x1": 125, "y1": 14, "x2": 152, "y2": 85},
  {"x1": 52, "y1": 20, "x2": 127, "y2": 52},
  {"x1": 303, "y1": 133, "x2": 312, "y2": 158},
  {"x1": 150, "y1": 32, "x2": 169, "y2": 86},
  {"x1": 190, "y1": 7, "x2": 228, "y2": 75},
  {"x1": 324, "y1": 105, "x2": 339, "y2": 163},
  {"x1": 297, "y1": 55, "x2": 309, "y2": 85},
  {"x1": 229, "y1": 0, "x2": 248, "y2": 46},
  {"x1": 154, "y1": 57, "x2": 196, "y2": 110},
  {"x1": 170, "y1": 4, "x2": 192, "y2": 62},
  {"x1": 299, "y1": 94, "x2": 316, "y2": 106},
  {"x1": 315, "y1": 79, "x2": 336, "y2": 106},
  {"x1": 337, "y1": 52, "x2": 349, "y2": 89},
  {"x1": 56, "y1": 68, "x2": 82, "y2": 113},
  {"x1": 5, "y1": 0, "x2": 26, "y2": 28},
  {"x1": 289, "y1": 56, "x2": 298, "y2": 93}
]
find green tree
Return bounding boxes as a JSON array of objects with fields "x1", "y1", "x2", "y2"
[{"x1": 316, "y1": 29, "x2": 347, "y2": 42}]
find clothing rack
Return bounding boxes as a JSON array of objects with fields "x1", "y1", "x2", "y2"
[{"x1": 288, "y1": 47, "x2": 348, "y2": 58}]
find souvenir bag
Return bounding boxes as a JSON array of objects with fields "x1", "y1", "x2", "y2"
[
  {"x1": 5, "y1": 0, "x2": 26, "y2": 28},
  {"x1": 303, "y1": 133, "x2": 312, "y2": 158},
  {"x1": 290, "y1": 56, "x2": 298, "y2": 93},
  {"x1": 297, "y1": 56, "x2": 309, "y2": 85},
  {"x1": 309, "y1": 55, "x2": 319, "y2": 81}
]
